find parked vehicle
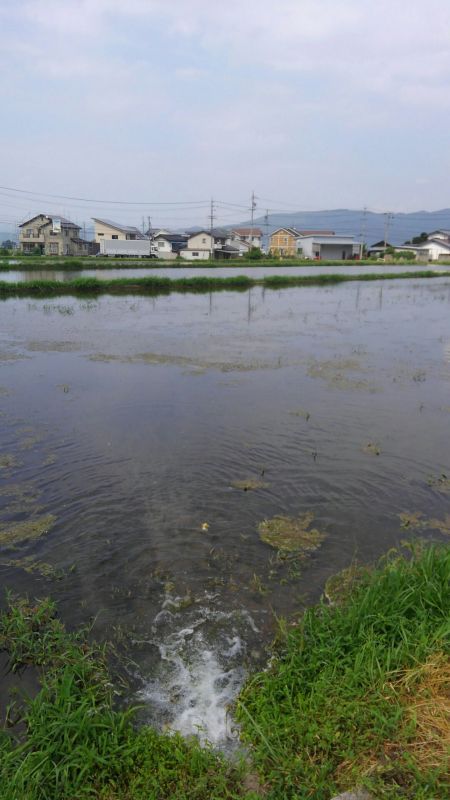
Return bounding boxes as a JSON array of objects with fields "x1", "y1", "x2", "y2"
[{"x1": 98, "y1": 239, "x2": 158, "y2": 257}]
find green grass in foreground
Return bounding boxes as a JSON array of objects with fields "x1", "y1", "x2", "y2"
[
  {"x1": 237, "y1": 543, "x2": 449, "y2": 799},
  {"x1": 0, "y1": 544, "x2": 448, "y2": 799},
  {"x1": 0, "y1": 270, "x2": 449, "y2": 298}
]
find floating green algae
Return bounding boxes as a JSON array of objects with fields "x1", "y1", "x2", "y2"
[
  {"x1": 288, "y1": 408, "x2": 311, "y2": 420},
  {"x1": 258, "y1": 511, "x2": 325, "y2": 554},
  {"x1": 0, "y1": 454, "x2": 20, "y2": 470},
  {"x1": 0, "y1": 556, "x2": 64, "y2": 579},
  {"x1": 0, "y1": 514, "x2": 56, "y2": 548},
  {"x1": 324, "y1": 563, "x2": 369, "y2": 605},
  {"x1": 398, "y1": 510, "x2": 450, "y2": 536},
  {"x1": 363, "y1": 441, "x2": 381, "y2": 456},
  {"x1": 0, "y1": 482, "x2": 42, "y2": 515},
  {"x1": 307, "y1": 358, "x2": 377, "y2": 392},
  {"x1": 427, "y1": 473, "x2": 450, "y2": 494},
  {"x1": 399, "y1": 510, "x2": 424, "y2": 529},
  {"x1": 230, "y1": 478, "x2": 269, "y2": 491}
]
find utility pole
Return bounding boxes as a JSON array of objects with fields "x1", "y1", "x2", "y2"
[
  {"x1": 264, "y1": 209, "x2": 270, "y2": 254},
  {"x1": 148, "y1": 216, "x2": 152, "y2": 255},
  {"x1": 360, "y1": 206, "x2": 367, "y2": 261},
  {"x1": 209, "y1": 198, "x2": 215, "y2": 260},
  {"x1": 250, "y1": 190, "x2": 257, "y2": 249},
  {"x1": 142, "y1": 216, "x2": 145, "y2": 235},
  {"x1": 383, "y1": 212, "x2": 393, "y2": 261}
]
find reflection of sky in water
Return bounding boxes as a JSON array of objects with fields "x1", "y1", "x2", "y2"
[{"x1": 0, "y1": 279, "x2": 450, "y2": 740}]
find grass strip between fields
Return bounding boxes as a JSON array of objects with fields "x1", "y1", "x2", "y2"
[
  {"x1": 0, "y1": 270, "x2": 449, "y2": 298},
  {"x1": 0, "y1": 543, "x2": 448, "y2": 799}
]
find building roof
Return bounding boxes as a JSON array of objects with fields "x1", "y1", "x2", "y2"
[
  {"x1": 153, "y1": 233, "x2": 188, "y2": 243},
  {"x1": 92, "y1": 218, "x2": 145, "y2": 238},
  {"x1": 19, "y1": 213, "x2": 80, "y2": 229},
  {"x1": 233, "y1": 227, "x2": 263, "y2": 236},
  {"x1": 187, "y1": 228, "x2": 229, "y2": 239},
  {"x1": 302, "y1": 235, "x2": 356, "y2": 245},
  {"x1": 416, "y1": 238, "x2": 450, "y2": 251},
  {"x1": 297, "y1": 230, "x2": 335, "y2": 237},
  {"x1": 270, "y1": 227, "x2": 335, "y2": 238},
  {"x1": 219, "y1": 245, "x2": 240, "y2": 253}
]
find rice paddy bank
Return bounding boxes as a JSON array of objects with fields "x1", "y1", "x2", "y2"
[
  {"x1": 0, "y1": 543, "x2": 448, "y2": 799},
  {"x1": 0, "y1": 258, "x2": 434, "y2": 271},
  {"x1": 0, "y1": 270, "x2": 449, "y2": 298}
]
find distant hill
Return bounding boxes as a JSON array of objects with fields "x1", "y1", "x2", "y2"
[{"x1": 237, "y1": 209, "x2": 450, "y2": 247}]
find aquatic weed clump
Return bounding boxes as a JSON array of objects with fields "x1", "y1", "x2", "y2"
[{"x1": 237, "y1": 543, "x2": 450, "y2": 799}]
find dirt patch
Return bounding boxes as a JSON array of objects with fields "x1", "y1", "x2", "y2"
[{"x1": 258, "y1": 511, "x2": 325, "y2": 554}]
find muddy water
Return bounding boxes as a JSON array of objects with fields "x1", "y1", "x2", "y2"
[
  {"x1": 0, "y1": 262, "x2": 445, "y2": 282},
  {"x1": 1, "y1": 279, "x2": 449, "y2": 745}
]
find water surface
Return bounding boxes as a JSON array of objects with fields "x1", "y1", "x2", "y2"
[{"x1": 1, "y1": 278, "x2": 449, "y2": 744}]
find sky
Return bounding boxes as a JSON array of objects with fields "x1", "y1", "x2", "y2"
[{"x1": 1, "y1": 0, "x2": 450, "y2": 231}]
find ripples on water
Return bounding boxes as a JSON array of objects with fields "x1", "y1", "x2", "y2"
[{"x1": 1, "y1": 279, "x2": 450, "y2": 745}]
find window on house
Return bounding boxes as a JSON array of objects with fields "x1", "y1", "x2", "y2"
[
  {"x1": 49, "y1": 242, "x2": 59, "y2": 254},
  {"x1": 202, "y1": 238, "x2": 206, "y2": 244},
  {"x1": 112, "y1": 235, "x2": 118, "y2": 239},
  {"x1": 98, "y1": 233, "x2": 104, "y2": 236},
  {"x1": 192, "y1": 251, "x2": 199, "y2": 256}
]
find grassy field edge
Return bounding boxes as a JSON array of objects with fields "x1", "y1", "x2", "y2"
[{"x1": 0, "y1": 270, "x2": 449, "y2": 299}]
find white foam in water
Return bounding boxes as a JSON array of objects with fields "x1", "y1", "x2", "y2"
[{"x1": 139, "y1": 595, "x2": 258, "y2": 747}]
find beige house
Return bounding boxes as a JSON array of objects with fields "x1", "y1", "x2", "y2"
[
  {"x1": 92, "y1": 218, "x2": 145, "y2": 244},
  {"x1": 18, "y1": 214, "x2": 90, "y2": 256}
]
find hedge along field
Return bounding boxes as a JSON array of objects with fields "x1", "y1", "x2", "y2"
[
  {"x1": 0, "y1": 270, "x2": 449, "y2": 298},
  {"x1": 0, "y1": 544, "x2": 448, "y2": 799}
]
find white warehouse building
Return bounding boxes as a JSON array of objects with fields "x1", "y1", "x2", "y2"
[{"x1": 297, "y1": 234, "x2": 359, "y2": 260}]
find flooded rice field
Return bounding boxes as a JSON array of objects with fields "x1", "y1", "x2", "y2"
[
  {"x1": 0, "y1": 261, "x2": 445, "y2": 283},
  {"x1": 1, "y1": 278, "x2": 449, "y2": 745}
]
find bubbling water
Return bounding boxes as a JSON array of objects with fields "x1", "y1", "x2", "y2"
[{"x1": 139, "y1": 593, "x2": 260, "y2": 747}]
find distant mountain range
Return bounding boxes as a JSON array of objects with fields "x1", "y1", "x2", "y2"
[{"x1": 238, "y1": 209, "x2": 450, "y2": 247}]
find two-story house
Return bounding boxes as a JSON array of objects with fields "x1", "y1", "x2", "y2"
[
  {"x1": 232, "y1": 227, "x2": 262, "y2": 249},
  {"x1": 180, "y1": 229, "x2": 233, "y2": 260},
  {"x1": 18, "y1": 214, "x2": 90, "y2": 256},
  {"x1": 92, "y1": 218, "x2": 145, "y2": 243},
  {"x1": 151, "y1": 232, "x2": 188, "y2": 259},
  {"x1": 269, "y1": 228, "x2": 336, "y2": 257}
]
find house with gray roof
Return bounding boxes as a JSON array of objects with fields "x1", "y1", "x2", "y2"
[{"x1": 18, "y1": 214, "x2": 91, "y2": 256}]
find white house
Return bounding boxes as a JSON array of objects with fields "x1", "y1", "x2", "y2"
[
  {"x1": 392, "y1": 231, "x2": 450, "y2": 261},
  {"x1": 232, "y1": 227, "x2": 262, "y2": 249},
  {"x1": 152, "y1": 233, "x2": 188, "y2": 260},
  {"x1": 180, "y1": 229, "x2": 237, "y2": 260}
]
